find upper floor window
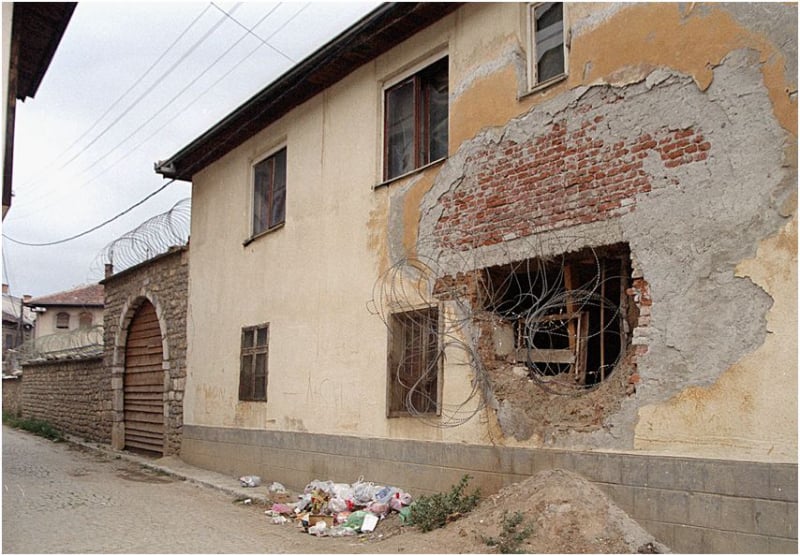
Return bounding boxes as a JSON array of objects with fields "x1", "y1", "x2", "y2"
[
  {"x1": 56, "y1": 312, "x2": 70, "y2": 329},
  {"x1": 529, "y1": 2, "x2": 567, "y2": 89},
  {"x1": 252, "y1": 147, "x2": 287, "y2": 237},
  {"x1": 78, "y1": 312, "x2": 93, "y2": 328},
  {"x1": 384, "y1": 56, "x2": 449, "y2": 181}
]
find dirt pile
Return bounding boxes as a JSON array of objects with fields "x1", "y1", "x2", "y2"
[{"x1": 405, "y1": 468, "x2": 668, "y2": 553}]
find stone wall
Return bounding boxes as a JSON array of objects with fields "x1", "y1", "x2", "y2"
[
  {"x1": 2, "y1": 376, "x2": 22, "y2": 416},
  {"x1": 103, "y1": 246, "x2": 189, "y2": 456},
  {"x1": 19, "y1": 357, "x2": 111, "y2": 442},
  {"x1": 182, "y1": 425, "x2": 797, "y2": 554}
]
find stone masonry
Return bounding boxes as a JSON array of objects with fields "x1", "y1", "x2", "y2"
[
  {"x1": 19, "y1": 357, "x2": 111, "y2": 443},
  {"x1": 103, "y1": 246, "x2": 189, "y2": 456}
]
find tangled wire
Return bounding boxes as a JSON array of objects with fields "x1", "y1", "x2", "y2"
[
  {"x1": 94, "y1": 198, "x2": 190, "y2": 276},
  {"x1": 369, "y1": 229, "x2": 631, "y2": 428}
]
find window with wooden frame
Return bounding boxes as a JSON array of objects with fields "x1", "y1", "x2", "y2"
[
  {"x1": 252, "y1": 147, "x2": 287, "y2": 237},
  {"x1": 384, "y1": 56, "x2": 449, "y2": 181},
  {"x1": 387, "y1": 306, "x2": 441, "y2": 417},
  {"x1": 55, "y1": 311, "x2": 70, "y2": 329},
  {"x1": 528, "y1": 2, "x2": 567, "y2": 89},
  {"x1": 239, "y1": 324, "x2": 269, "y2": 402},
  {"x1": 78, "y1": 311, "x2": 93, "y2": 328}
]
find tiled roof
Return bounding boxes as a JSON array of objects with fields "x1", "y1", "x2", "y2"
[{"x1": 25, "y1": 283, "x2": 104, "y2": 307}]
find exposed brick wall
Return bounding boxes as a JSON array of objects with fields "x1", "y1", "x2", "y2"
[
  {"x1": 20, "y1": 357, "x2": 111, "y2": 442},
  {"x1": 434, "y1": 99, "x2": 709, "y2": 251},
  {"x1": 103, "y1": 247, "x2": 189, "y2": 456},
  {"x1": 2, "y1": 376, "x2": 23, "y2": 416}
]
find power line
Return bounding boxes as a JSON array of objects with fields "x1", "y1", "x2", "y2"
[
  {"x1": 7, "y1": 3, "x2": 302, "y2": 221},
  {"x1": 17, "y1": 4, "x2": 214, "y2": 198},
  {"x1": 2, "y1": 180, "x2": 176, "y2": 247},
  {"x1": 210, "y1": 2, "x2": 295, "y2": 63}
]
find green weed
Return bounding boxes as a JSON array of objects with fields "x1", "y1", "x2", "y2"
[
  {"x1": 409, "y1": 474, "x2": 481, "y2": 532},
  {"x1": 483, "y1": 510, "x2": 534, "y2": 553},
  {"x1": 3, "y1": 412, "x2": 64, "y2": 442}
]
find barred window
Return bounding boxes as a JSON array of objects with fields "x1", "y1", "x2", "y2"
[
  {"x1": 387, "y1": 307, "x2": 441, "y2": 416},
  {"x1": 239, "y1": 323, "x2": 269, "y2": 402},
  {"x1": 529, "y1": 3, "x2": 567, "y2": 88}
]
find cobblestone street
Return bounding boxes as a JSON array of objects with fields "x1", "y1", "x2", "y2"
[{"x1": 2, "y1": 426, "x2": 371, "y2": 553}]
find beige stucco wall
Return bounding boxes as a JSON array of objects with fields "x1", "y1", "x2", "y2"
[
  {"x1": 33, "y1": 306, "x2": 103, "y2": 337},
  {"x1": 185, "y1": 3, "x2": 796, "y2": 462}
]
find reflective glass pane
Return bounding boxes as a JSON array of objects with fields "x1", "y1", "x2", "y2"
[{"x1": 385, "y1": 80, "x2": 415, "y2": 179}]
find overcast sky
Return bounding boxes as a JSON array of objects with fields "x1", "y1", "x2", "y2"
[{"x1": 2, "y1": 1, "x2": 380, "y2": 298}]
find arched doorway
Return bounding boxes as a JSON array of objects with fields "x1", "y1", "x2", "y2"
[{"x1": 124, "y1": 300, "x2": 164, "y2": 455}]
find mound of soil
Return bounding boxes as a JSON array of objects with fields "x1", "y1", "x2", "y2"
[{"x1": 404, "y1": 469, "x2": 668, "y2": 554}]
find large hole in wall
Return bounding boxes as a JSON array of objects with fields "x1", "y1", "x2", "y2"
[
  {"x1": 482, "y1": 243, "x2": 634, "y2": 387},
  {"x1": 470, "y1": 243, "x2": 641, "y2": 440}
]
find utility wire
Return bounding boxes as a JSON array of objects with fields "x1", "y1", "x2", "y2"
[
  {"x1": 210, "y1": 2, "x2": 295, "y2": 63},
  {"x1": 8, "y1": 2, "x2": 304, "y2": 221},
  {"x1": 68, "y1": 3, "x2": 287, "y2": 182},
  {"x1": 17, "y1": 4, "x2": 214, "y2": 198},
  {"x1": 3, "y1": 180, "x2": 176, "y2": 247}
]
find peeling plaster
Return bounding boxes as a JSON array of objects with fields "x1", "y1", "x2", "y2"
[{"x1": 414, "y1": 48, "x2": 793, "y2": 453}]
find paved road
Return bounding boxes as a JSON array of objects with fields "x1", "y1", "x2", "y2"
[{"x1": 2, "y1": 426, "x2": 374, "y2": 553}]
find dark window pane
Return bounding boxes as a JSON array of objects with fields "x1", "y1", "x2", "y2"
[
  {"x1": 242, "y1": 329, "x2": 254, "y2": 349},
  {"x1": 424, "y1": 61, "x2": 449, "y2": 164},
  {"x1": 239, "y1": 354, "x2": 253, "y2": 399},
  {"x1": 386, "y1": 80, "x2": 415, "y2": 179},
  {"x1": 256, "y1": 326, "x2": 268, "y2": 347},
  {"x1": 270, "y1": 149, "x2": 286, "y2": 228},
  {"x1": 253, "y1": 158, "x2": 271, "y2": 234},
  {"x1": 535, "y1": 3, "x2": 564, "y2": 83},
  {"x1": 388, "y1": 307, "x2": 439, "y2": 415},
  {"x1": 254, "y1": 353, "x2": 267, "y2": 400}
]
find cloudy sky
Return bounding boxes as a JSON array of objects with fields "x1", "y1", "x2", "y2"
[{"x1": 3, "y1": 1, "x2": 380, "y2": 298}]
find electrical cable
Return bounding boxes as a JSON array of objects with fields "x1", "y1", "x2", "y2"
[
  {"x1": 210, "y1": 2, "x2": 295, "y2": 63},
  {"x1": 2, "y1": 180, "x2": 175, "y2": 247},
  {"x1": 17, "y1": 4, "x2": 216, "y2": 199}
]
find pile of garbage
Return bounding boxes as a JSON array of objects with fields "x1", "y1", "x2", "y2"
[{"x1": 246, "y1": 476, "x2": 415, "y2": 537}]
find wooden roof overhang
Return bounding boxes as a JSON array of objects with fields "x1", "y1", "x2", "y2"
[{"x1": 154, "y1": 2, "x2": 461, "y2": 182}]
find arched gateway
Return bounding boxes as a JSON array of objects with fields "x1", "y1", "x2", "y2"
[{"x1": 123, "y1": 300, "x2": 164, "y2": 454}]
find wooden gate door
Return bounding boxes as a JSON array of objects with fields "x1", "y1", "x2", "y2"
[{"x1": 124, "y1": 301, "x2": 164, "y2": 454}]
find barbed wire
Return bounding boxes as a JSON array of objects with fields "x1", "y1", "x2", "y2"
[
  {"x1": 369, "y1": 224, "x2": 631, "y2": 428},
  {"x1": 93, "y1": 198, "x2": 190, "y2": 277},
  {"x1": 13, "y1": 325, "x2": 104, "y2": 364}
]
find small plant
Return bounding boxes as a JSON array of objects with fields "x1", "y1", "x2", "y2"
[
  {"x1": 3, "y1": 412, "x2": 64, "y2": 442},
  {"x1": 483, "y1": 511, "x2": 534, "y2": 554},
  {"x1": 409, "y1": 474, "x2": 481, "y2": 532}
]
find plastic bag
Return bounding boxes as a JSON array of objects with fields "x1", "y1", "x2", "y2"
[
  {"x1": 374, "y1": 486, "x2": 396, "y2": 504},
  {"x1": 389, "y1": 497, "x2": 404, "y2": 512},
  {"x1": 304, "y1": 479, "x2": 334, "y2": 495},
  {"x1": 399, "y1": 506, "x2": 413, "y2": 525},
  {"x1": 331, "y1": 483, "x2": 354, "y2": 499},
  {"x1": 352, "y1": 481, "x2": 377, "y2": 505},
  {"x1": 271, "y1": 503, "x2": 294, "y2": 515},
  {"x1": 269, "y1": 481, "x2": 287, "y2": 493},
  {"x1": 328, "y1": 525, "x2": 358, "y2": 537},
  {"x1": 367, "y1": 501, "x2": 390, "y2": 516},
  {"x1": 295, "y1": 494, "x2": 312, "y2": 512},
  {"x1": 343, "y1": 510, "x2": 369, "y2": 531},
  {"x1": 308, "y1": 521, "x2": 328, "y2": 537},
  {"x1": 328, "y1": 496, "x2": 348, "y2": 513},
  {"x1": 271, "y1": 515, "x2": 289, "y2": 525},
  {"x1": 239, "y1": 475, "x2": 261, "y2": 487}
]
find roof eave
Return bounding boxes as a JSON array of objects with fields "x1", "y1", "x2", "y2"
[{"x1": 155, "y1": 2, "x2": 461, "y2": 182}]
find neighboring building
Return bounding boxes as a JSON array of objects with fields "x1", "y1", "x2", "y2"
[
  {"x1": 156, "y1": 3, "x2": 797, "y2": 552},
  {"x1": 25, "y1": 283, "x2": 104, "y2": 338},
  {"x1": 2, "y1": 2, "x2": 76, "y2": 219},
  {"x1": 2, "y1": 283, "x2": 34, "y2": 371}
]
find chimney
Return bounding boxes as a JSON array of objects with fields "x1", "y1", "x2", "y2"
[
  {"x1": 2, "y1": 283, "x2": 8, "y2": 294},
  {"x1": 105, "y1": 263, "x2": 114, "y2": 279}
]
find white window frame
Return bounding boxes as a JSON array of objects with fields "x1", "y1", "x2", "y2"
[{"x1": 527, "y1": 2, "x2": 569, "y2": 92}]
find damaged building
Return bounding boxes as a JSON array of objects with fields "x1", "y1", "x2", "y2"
[{"x1": 155, "y1": 3, "x2": 797, "y2": 552}]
